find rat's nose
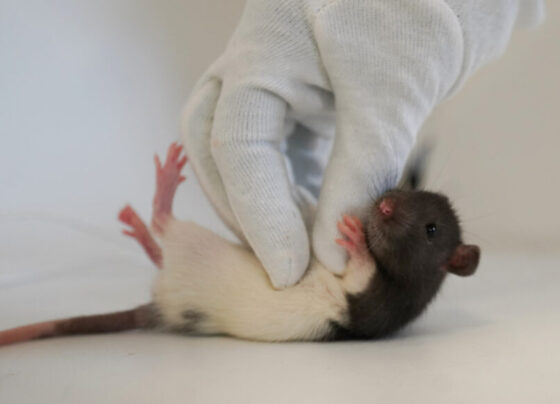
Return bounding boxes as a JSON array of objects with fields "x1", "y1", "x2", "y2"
[{"x1": 379, "y1": 198, "x2": 395, "y2": 218}]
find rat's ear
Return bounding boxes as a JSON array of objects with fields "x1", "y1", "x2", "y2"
[{"x1": 445, "y1": 244, "x2": 480, "y2": 277}]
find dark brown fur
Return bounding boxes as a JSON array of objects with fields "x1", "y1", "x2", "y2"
[
  {"x1": 331, "y1": 189, "x2": 479, "y2": 340},
  {"x1": 52, "y1": 304, "x2": 156, "y2": 337}
]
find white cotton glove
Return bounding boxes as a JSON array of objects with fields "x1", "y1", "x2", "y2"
[{"x1": 181, "y1": 0, "x2": 544, "y2": 288}]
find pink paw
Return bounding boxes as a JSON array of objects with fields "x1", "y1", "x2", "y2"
[
  {"x1": 152, "y1": 142, "x2": 188, "y2": 231},
  {"x1": 336, "y1": 215, "x2": 369, "y2": 262},
  {"x1": 119, "y1": 205, "x2": 162, "y2": 268},
  {"x1": 119, "y1": 205, "x2": 145, "y2": 236},
  {"x1": 154, "y1": 142, "x2": 188, "y2": 192}
]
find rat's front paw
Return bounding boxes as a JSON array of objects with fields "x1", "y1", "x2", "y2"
[{"x1": 336, "y1": 215, "x2": 369, "y2": 264}]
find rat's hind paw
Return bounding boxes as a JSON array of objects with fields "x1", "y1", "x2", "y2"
[
  {"x1": 152, "y1": 142, "x2": 188, "y2": 232},
  {"x1": 154, "y1": 142, "x2": 188, "y2": 188},
  {"x1": 335, "y1": 215, "x2": 369, "y2": 263},
  {"x1": 119, "y1": 205, "x2": 162, "y2": 269}
]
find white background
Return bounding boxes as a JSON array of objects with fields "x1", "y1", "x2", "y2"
[
  {"x1": 0, "y1": 2, "x2": 559, "y2": 403},
  {"x1": 0, "y1": 0, "x2": 558, "y2": 250}
]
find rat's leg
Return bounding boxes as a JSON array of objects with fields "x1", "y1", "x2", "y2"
[
  {"x1": 119, "y1": 205, "x2": 163, "y2": 269},
  {"x1": 336, "y1": 215, "x2": 375, "y2": 294},
  {"x1": 151, "y1": 142, "x2": 188, "y2": 233}
]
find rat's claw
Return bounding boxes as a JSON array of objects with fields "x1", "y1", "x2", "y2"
[
  {"x1": 154, "y1": 155, "x2": 162, "y2": 172},
  {"x1": 337, "y1": 220, "x2": 350, "y2": 237},
  {"x1": 336, "y1": 238, "x2": 356, "y2": 254},
  {"x1": 119, "y1": 206, "x2": 146, "y2": 234},
  {"x1": 178, "y1": 155, "x2": 188, "y2": 170},
  {"x1": 160, "y1": 143, "x2": 188, "y2": 176},
  {"x1": 344, "y1": 215, "x2": 363, "y2": 232},
  {"x1": 166, "y1": 142, "x2": 183, "y2": 165},
  {"x1": 165, "y1": 143, "x2": 176, "y2": 163},
  {"x1": 118, "y1": 205, "x2": 136, "y2": 225},
  {"x1": 338, "y1": 215, "x2": 364, "y2": 245},
  {"x1": 342, "y1": 215, "x2": 356, "y2": 232},
  {"x1": 122, "y1": 229, "x2": 136, "y2": 238}
]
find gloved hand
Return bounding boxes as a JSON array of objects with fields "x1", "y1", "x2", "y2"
[{"x1": 181, "y1": 0, "x2": 544, "y2": 288}]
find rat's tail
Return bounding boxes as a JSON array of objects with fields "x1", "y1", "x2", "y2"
[{"x1": 0, "y1": 304, "x2": 157, "y2": 347}]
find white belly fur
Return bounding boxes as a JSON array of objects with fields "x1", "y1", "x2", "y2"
[{"x1": 152, "y1": 219, "x2": 375, "y2": 342}]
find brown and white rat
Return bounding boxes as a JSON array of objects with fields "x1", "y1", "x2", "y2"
[{"x1": 0, "y1": 143, "x2": 480, "y2": 345}]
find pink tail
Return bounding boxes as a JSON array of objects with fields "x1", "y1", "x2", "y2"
[{"x1": 0, "y1": 305, "x2": 155, "y2": 347}]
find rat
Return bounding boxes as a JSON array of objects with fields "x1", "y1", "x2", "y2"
[{"x1": 0, "y1": 143, "x2": 480, "y2": 345}]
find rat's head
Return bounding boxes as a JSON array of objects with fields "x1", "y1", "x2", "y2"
[{"x1": 366, "y1": 189, "x2": 480, "y2": 283}]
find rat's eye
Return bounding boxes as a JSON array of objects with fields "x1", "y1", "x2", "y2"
[{"x1": 425, "y1": 223, "x2": 437, "y2": 240}]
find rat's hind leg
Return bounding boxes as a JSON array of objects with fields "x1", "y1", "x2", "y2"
[
  {"x1": 119, "y1": 205, "x2": 163, "y2": 269},
  {"x1": 151, "y1": 142, "x2": 188, "y2": 233}
]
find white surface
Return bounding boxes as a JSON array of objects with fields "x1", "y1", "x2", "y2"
[
  {"x1": 0, "y1": 222, "x2": 559, "y2": 403},
  {"x1": 1, "y1": 1, "x2": 559, "y2": 403}
]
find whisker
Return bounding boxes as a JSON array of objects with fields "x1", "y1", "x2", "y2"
[
  {"x1": 461, "y1": 211, "x2": 500, "y2": 223},
  {"x1": 463, "y1": 229, "x2": 496, "y2": 248}
]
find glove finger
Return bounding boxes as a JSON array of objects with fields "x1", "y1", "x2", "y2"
[
  {"x1": 312, "y1": 136, "x2": 399, "y2": 274},
  {"x1": 181, "y1": 78, "x2": 246, "y2": 242},
  {"x1": 211, "y1": 85, "x2": 309, "y2": 288}
]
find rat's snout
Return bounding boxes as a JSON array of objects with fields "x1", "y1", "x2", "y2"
[{"x1": 379, "y1": 197, "x2": 395, "y2": 219}]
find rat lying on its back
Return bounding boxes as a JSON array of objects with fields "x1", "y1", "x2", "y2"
[
  {"x1": 335, "y1": 190, "x2": 479, "y2": 339},
  {"x1": 0, "y1": 143, "x2": 479, "y2": 345}
]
